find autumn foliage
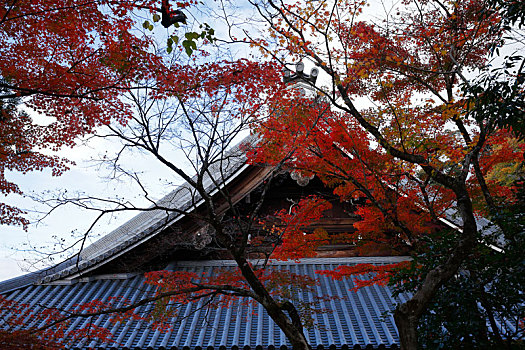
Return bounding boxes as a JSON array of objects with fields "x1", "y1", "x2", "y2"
[
  {"x1": 0, "y1": 295, "x2": 114, "y2": 349},
  {"x1": 247, "y1": 0, "x2": 524, "y2": 347},
  {"x1": 0, "y1": 0, "x2": 166, "y2": 227},
  {"x1": 249, "y1": 0, "x2": 524, "y2": 271}
]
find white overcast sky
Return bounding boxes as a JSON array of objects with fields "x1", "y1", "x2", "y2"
[{"x1": 0, "y1": 133, "x2": 182, "y2": 281}]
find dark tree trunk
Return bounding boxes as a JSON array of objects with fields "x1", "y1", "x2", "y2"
[
  {"x1": 212, "y1": 240, "x2": 311, "y2": 349},
  {"x1": 236, "y1": 256, "x2": 310, "y2": 350},
  {"x1": 226, "y1": 246, "x2": 310, "y2": 350},
  {"x1": 393, "y1": 182, "x2": 480, "y2": 349},
  {"x1": 205, "y1": 172, "x2": 310, "y2": 350},
  {"x1": 394, "y1": 303, "x2": 419, "y2": 350}
]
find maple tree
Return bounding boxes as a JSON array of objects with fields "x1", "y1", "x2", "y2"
[
  {"x1": 0, "y1": 15, "x2": 331, "y2": 344},
  {"x1": 0, "y1": 0, "x2": 210, "y2": 228},
  {"x1": 63, "y1": 56, "x2": 330, "y2": 349},
  {"x1": 0, "y1": 294, "x2": 114, "y2": 349},
  {"x1": 246, "y1": 0, "x2": 525, "y2": 348},
  {"x1": 0, "y1": 0, "x2": 154, "y2": 228},
  {"x1": 0, "y1": 0, "x2": 238, "y2": 347},
  {"x1": 1, "y1": 56, "x2": 339, "y2": 347}
]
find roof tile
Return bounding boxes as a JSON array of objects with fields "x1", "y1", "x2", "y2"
[{"x1": 2, "y1": 258, "x2": 413, "y2": 349}]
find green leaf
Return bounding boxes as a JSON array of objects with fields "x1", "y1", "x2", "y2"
[
  {"x1": 153, "y1": 14, "x2": 160, "y2": 22},
  {"x1": 148, "y1": 24, "x2": 154, "y2": 31},
  {"x1": 182, "y1": 40, "x2": 193, "y2": 56},
  {"x1": 185, "y1": 32, "x2": 200, "y2": 40},
  {"x1": 172, "y1": 35, "x2": 179, "y2": 44},
  {"x1": 142, "y1": 20, "x2": 150, "y2": 29},
  {"x1": 167, "y1": 46, "x2": 173, "y2": 54}
]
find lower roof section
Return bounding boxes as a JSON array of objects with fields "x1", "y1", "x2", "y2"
[
  {"x1": 2, "y1": 257, "x2": 410, "y2": 349},
  {"x1": 70, "y1": 345, "x2": 399, "y2": 350}
]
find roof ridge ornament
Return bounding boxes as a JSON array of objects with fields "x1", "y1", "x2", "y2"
[{"x1": 283, "y1": 62, "x2": 319, "y2": 85}]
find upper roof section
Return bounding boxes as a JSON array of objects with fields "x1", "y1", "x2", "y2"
[{"x1": 0, "y1": 135, "x2": 259, "y2": 293}]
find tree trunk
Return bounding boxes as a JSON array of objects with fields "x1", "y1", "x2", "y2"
[
  {"x1": 212, "y1": 221, "x2": 310, "y2": 350},
  {"x1": 393, "y1": 182, "x2": 480, "y2": 349},
  {"x1": 394, "y1": 303, "x2": 419, "y2": 350},
  {"x1": 232, "y1": 253, "x2": 310, "y2": 350}
]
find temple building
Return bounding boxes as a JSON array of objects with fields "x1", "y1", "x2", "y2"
[{"x1": 0, "y1": 134, "x2": 415, "y2": 349}]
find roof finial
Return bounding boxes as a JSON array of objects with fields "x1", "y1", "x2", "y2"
[{"x1": 283, "y1": 62, "x2": 319, "y2": 85}]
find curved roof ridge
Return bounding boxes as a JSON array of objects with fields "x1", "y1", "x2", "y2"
[{"x1": 0, "y1": 134, "x2": 257, "y2": 292}]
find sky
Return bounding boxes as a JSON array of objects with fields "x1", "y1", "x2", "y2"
[{"x1": 0, "y1": 133, "x2": 182, "y2": 281}]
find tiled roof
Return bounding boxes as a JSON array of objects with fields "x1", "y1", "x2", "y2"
[{"x1": 2, "y1": 257, "x2": 412, "y2": 350}]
